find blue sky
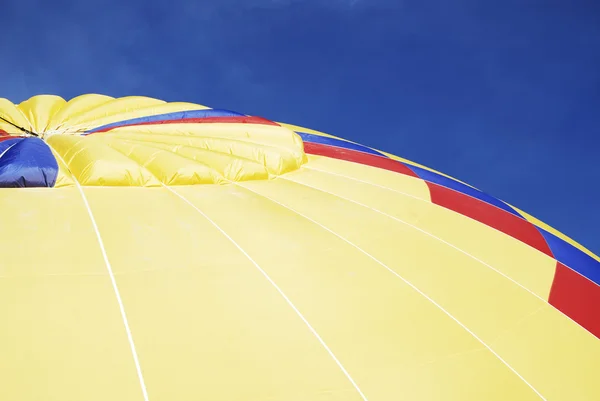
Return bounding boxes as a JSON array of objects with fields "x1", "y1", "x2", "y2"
[{"x1": 1, "y1": 0, "x2": 599, "y2": 254}]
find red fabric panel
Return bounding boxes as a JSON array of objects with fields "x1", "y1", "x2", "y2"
[
  {"x1": 0, "y1": 135, "x2": 23, "y2": 142},
  {"x1": 549, "y1": 262, "x2": 600, "y2": 338},
  {"x1": 303, "y1": 142, "x2": 419, "y2": 178},
  {"x1": 427, "y1": 182, "x2": 554, "y2": 257}
]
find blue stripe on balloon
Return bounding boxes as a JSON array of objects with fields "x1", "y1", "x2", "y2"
[
  {"x1": 298, "y1": 130, "x2": 523, "y2": 218},
  {"x1": 538, "y1": 228, "x2": 600, "y2": 286},
  {"x1": 404, "y1": 163, "x2": 523, "y2": 218},
  {"x1": 297, "y1": 132, "x2": 387, "y2": 157},
  {"x1": 86, "y1": 109, "x2": 245, "y2": 133},
  {"x1": 0, "y1": 138, "x2": 58, "y2": 188},
  {"x1": 298, "y1": 131, "x2": 522, "y2": 217}
]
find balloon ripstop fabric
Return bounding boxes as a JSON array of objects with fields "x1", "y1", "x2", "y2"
[{"x1": 0, "y1": 94, "x2": 599, "y2": 401}]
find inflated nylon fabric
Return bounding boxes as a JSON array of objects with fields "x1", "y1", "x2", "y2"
[{"x1": 0, "y1": 94, "x2": 598, "y2": 401}]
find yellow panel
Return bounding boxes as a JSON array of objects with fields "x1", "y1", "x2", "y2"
[
  {"x1": 242, "y1": 175, "x2": 600, "y2": 400},
  {"x1": 175, "y1": 184, "x2": 542, "y2": 401},
  {"x1": 0, "y1": 188, "x2": 144, "y2": 401},
  {"x1": 513, "y1": 205, "x2": 600, "y2": 263},
  {"x1": 46, "y1": 93, "x2": 114, "y2": 130},
  {"x1": 106, "y1": 139, "x2": 227, "y2": 185},
  {"x1": 47, "y1": 125, "x2": 307, "y2": 186},
  {"x1": 78, "y1": 101, "x2": 212, "y2": 130},
  {"x1": 105, "y1": 123, "x2": 306, "y2": 167},
  {"x1": 109, "y1": 121, "x2": 305, "y2": 149},
  {"x1": 46, "y1": 135, "x2": 160, "y2": 186},
  {"x1": 108, "y1": 139, "x2": 269, "y2": 182},
  {"x1": 288, "y1": 166, "x2": 556, "y2": 299},
  {"x1": 99, "y1": 128, "x2": 305, "y2": 176},
  {"x1": 82, "y1": 187, "x2": 362, "y2": 401},
  {"x1": 490, "y1": 303, "x2": 600, "y2": 401},
  {"x1": 17, "y1": 95, "x2": 67, "y2": 133},
  {"x1": 61, "y1": 99, "x2": 212, "y2": 132},
  {"x1": 58, "y1": 96, "x2": 166, "y2": 129},
  {"x1": 303, "y1": 155, "x2": 431, "y2": 201},
  {"x1": 0, "y1": 98, "x2": 34, "y2": 133}
]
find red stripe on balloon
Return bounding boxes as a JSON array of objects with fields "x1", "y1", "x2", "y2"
[
  {"x1": 303, "y1": 141, "x2": 558, "y2": 259},
  {"x1": 0, "y1": 135, "x2": 23, "y2": 142},
  {"x1": 303, "y1": 142, "x2": 419, "y2": 177},
  {"x1": 549, "y1": 262, "x2": 600, "y2": 338},
  {"x1": 94, "y1": 116, "x2": 279, "y2": 133},
  {"x1": 426, "y1": 182, "x2": 554, "y2": 257}
]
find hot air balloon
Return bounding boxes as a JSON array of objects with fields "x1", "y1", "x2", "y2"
[{"x1": 0, "y1": 94, "x2": 598, "y2": 401}]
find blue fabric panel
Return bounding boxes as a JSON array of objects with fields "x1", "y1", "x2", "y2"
[
  {"x1": 0, "y1": 138, "x2": 58, "y2": 187},
  {"x1": 539, "y1": 228, "x2": 600, "y2": 286},
  {"x1": 297, "y1": 132, "x2": 387, "y2": 157},
  {"x1": 86, "y1": 109, "x2": 245, "y2": 133},
  {"x1": 405, "y1": 164, "x2": 523, "y2": 217},
  {"x1": 0, "y1": 138, "x2": 24, "y2": 154}
]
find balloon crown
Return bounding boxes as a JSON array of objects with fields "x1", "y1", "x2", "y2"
[{"x1": 0, "y1": 94, "x2": 307, "y2": 187}]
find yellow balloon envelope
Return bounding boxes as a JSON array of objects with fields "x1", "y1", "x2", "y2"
[{"x1": 0, "y1": 94, "x2": 599, "y2": 400}]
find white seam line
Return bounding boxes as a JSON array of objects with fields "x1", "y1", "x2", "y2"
[
  {"x1": 297, "y1": 167, "x2": 600, "y2": 291},
  {"x1": 284, "y1": 174, "x2": 600, "y2": 341},
  {"x1": 162, "y1": 184, "x2": 369, "y2": 401},
  {"x1": 280, "y1": 175, "x2": 547, "y2": 304},
  {"x1": 76, "y1": 184, "x2": 150, "y2": 401},
  {"x1": 302, "y1": 166, "x2": 600, "y2": 275},
  {"x1": 286, "y1": 176, "x2": 597, "y2": 330},
  {"x1": 305, "y1": 151, "x2": 523, "y2": 221},
  {"x1": 238, "y1": 182, "x2": 546, "y2": 401},
  {"x1": 303, "y1": 165, "x2": 426, "y2": 201},
  {"x1": 304, "y1": 163, "x2": 523, "y2": 224},
  {"x1": 46, "y1": 143, "x2": 150, "y2": 401},
  {"x1": 0, "y1": 142, "x2": 19, "y2": 159}
]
